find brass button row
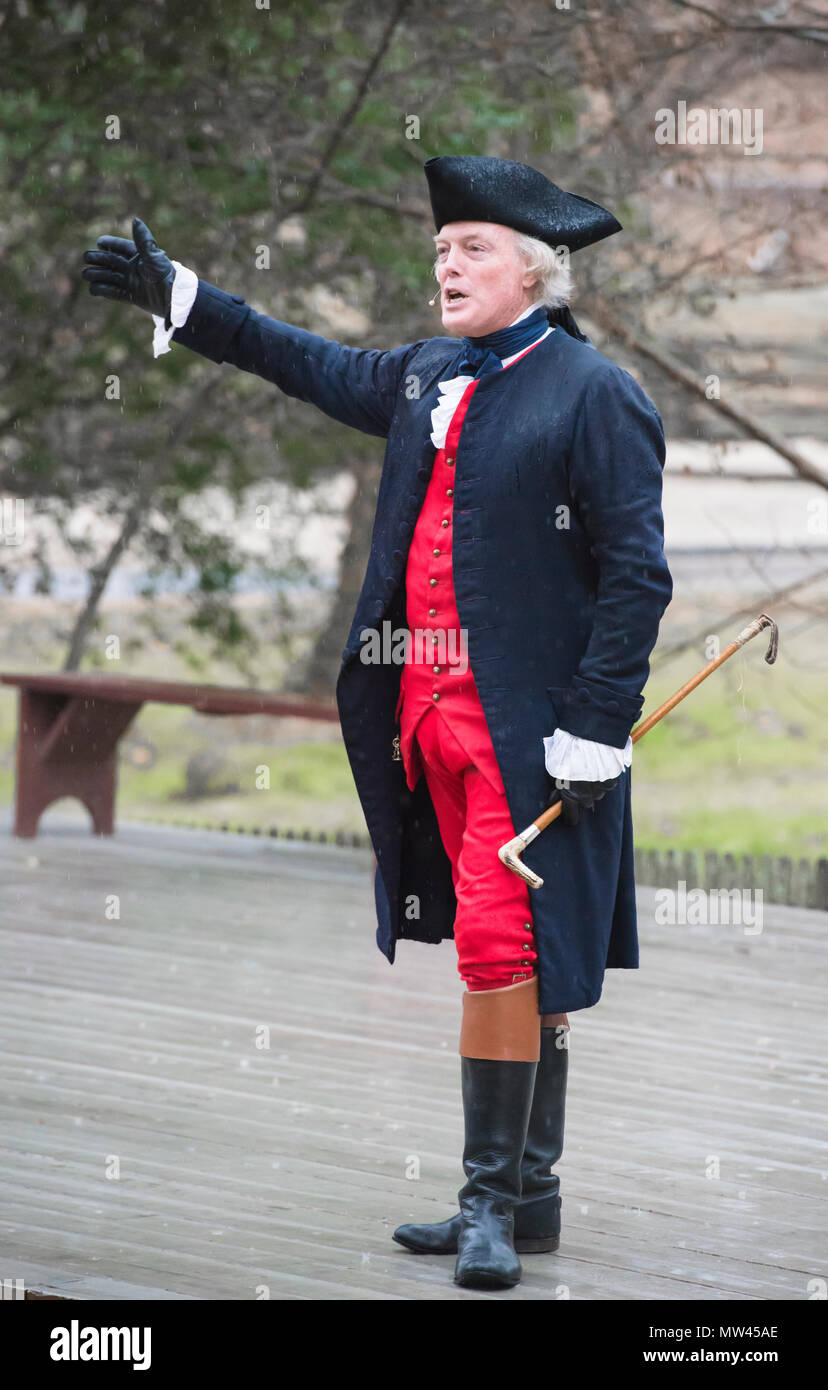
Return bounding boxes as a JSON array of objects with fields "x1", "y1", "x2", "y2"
[
  {"x1": 522, "y1": 918, "x2": 533, "y2": 960},
  {"x1": 424, "y1": 454, "x2": 454, "y2": 702}
]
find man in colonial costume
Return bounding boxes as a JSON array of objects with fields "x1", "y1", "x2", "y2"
[{"x1": 82, "y1": 154, "x2": 672, "y2": 1290}]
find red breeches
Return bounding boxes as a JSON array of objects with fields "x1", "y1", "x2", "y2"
[{"x1": 412, "y1": 703, "x2": 538, "y2": 992}]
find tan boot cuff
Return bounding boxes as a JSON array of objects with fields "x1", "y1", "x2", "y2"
[{"x1": 459, "y1": 975, "x2": 541, "y2": 1062}]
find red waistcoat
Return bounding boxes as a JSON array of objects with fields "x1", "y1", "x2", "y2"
[{"x1": 394, "y1": 339, "x2": 541, "y2": 797}]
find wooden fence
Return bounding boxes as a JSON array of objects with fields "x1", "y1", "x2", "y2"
[{"x1": 633, "y1": 847, "x2": 828, "y2": 911}]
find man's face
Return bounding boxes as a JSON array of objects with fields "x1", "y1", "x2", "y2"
[{"x1": 433, "y1": 221, "x2": 538, "y2": 337}]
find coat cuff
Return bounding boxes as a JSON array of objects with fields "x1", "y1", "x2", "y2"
[
  {"x1": 170, "y1": 277, "x2": 252, "y2": 363},
  {"x1": 546, "y1": 676, "x2": 643, "y2": 748},
  {"x1": 543, "y1": 728, "x2": 631, "y2": 782}
]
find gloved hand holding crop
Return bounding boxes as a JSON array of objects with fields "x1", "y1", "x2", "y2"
[{"x1": 546, "y1": 774, "x2": 621, "y2": 827}]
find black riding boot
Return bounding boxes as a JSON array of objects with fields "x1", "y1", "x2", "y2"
[
  {"x1": 393, "y1": 1025, "x2": 568, "y2": 1256},
  {"x1": 453, "y1": 1055, "x2": 538, "y2": 1289},
  {"x1": 512, "y1": 1024, "x2": 568, "y2": 1251}
]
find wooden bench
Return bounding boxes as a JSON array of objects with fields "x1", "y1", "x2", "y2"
[{"x1": 0, "y1": 672, "x2": 340, "y2": 838}]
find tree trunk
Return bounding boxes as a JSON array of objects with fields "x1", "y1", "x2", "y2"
[{"x1": 62, "y1": 496, "x2": 145, "y2": 670}]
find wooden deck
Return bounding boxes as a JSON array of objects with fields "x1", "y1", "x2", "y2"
[{"x1": 0, "y1": 814, "x2": 824, "y2": 1301}]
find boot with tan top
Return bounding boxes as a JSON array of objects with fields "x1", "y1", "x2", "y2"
[
  {"x1": 397, "y1": 975, "x2": 542, "y2": 1288},
  {"x1": 393, "y1": 995, "x2": 568, "y2": 1265}
]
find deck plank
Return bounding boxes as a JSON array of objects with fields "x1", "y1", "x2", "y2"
[{"x1": 0, "y1": 818, "x2": 825, "y2": 1300}]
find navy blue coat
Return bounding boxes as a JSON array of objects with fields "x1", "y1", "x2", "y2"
[{"x1": 173, "y1": 280, "x2": 673, "y2": 1013}]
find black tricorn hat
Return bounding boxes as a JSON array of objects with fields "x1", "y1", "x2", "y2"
[{"x1": 424, "y1": 154, "x2": 622, "y2": 253}]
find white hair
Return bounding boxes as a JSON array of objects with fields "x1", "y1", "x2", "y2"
[
  {"x1": 431, "y1": 226, "x2": 573, "y2": 309},
  {"x1": 510, "y1": 229, "x2": 573, "y2": 310}
]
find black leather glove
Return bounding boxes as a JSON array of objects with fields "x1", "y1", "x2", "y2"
[
  {"x1": 82, "y1": 216, "x2": 175, "y2": 326},
  {"x1": 546, "y1": 774, "x2": 621, "y2": 827}
]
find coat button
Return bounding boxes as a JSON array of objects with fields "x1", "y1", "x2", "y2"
[
  {"x1": 524, "y1": 922, "x2": 532, "y2": 931},
  {"x1": 577, "y1": 688, "x2": 590, "y2": 704},
  {"x1": 429, "y1": 578, "x2": 437, "y2": 586},
  {"x1": 522, "y1": 943, "x2": 531, "y2": 951},
  {"x1": 417, "y1": 467, "x2": 429, "y2": 481},
  {"x1": 446, "y1": 457, "x2": 455, "y2": 466},
  {"x1": 432, "y1": 692, "x2": 440, "y2": 701},
  {"x1": 606, "y1": 699, "x2": 619, "y2": 715},
  {"x1": 446, "y1": 488, "x2": 453, "y2": 497},
  {"x1": 433, "y1": 665, "x2": 441, "y2": 673},
  {"x1": 429, "y1": 607, "x2": 436, "y2": 616},
  {"x1": 433, "y1": 548, "x2": 440, "y2": 556},
  {"x1": 441, "y1": 519, "x2": 449, "y2": 527}
]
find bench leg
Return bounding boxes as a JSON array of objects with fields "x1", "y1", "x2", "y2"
[{"x1": 13, "y1": 689, "x2": 135, "y2": 838}]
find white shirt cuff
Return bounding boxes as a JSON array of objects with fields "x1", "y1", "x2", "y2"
[
  {"x1": 543, "y1": 728, "x2": 632, "y2": 782},
  {"x1": 151, "y1": 261, "x2": 199, "y2": 357}
]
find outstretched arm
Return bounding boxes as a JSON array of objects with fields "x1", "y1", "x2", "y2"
[
  {"x1": 171, "y1": 277, "x2": 427, "y2": 440},
  {"x1": 83, "y1": 217, "x2": 427, "y2": 440}
]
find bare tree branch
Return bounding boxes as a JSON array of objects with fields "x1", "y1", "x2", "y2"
[
  {"x1": 590, "y1": 294, "x2": 828, "y2": 490},
  {"x1": 293, "y1": 0, "x2": 412, "y2": 216}
]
